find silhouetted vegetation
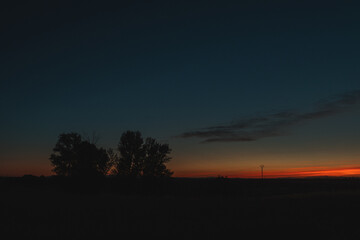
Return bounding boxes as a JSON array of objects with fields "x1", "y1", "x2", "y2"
[
  {"x1": 114, "y1": 131, "x2": 173, "y2": 178},
  {"x1": 50, "y1": 131, "x2": 173, "y2": 179},
  {"x1": 49, "y1": 133, "x2": 111, "y2": 178},
  {"x1": 115, "y1": 131, "x2": 145, "y2": 177}
]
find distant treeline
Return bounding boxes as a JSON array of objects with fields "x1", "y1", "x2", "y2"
[{"x1": 49, "y1": 131, "x2": 173, "y2": 178}]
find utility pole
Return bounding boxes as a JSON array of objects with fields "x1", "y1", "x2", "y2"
[{"x1": 259, "y1": 165, "x2": 264, "y2": 180}]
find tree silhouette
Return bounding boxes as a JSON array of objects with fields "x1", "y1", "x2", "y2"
[
  {"x1": 114, "y1": 131, "x2": 173, "y2": 178},
  {"x1": 50, "y1": 131, "x2": 173, "y2": 178},
  {"x1": 71, "y1": 141, "x2": 102, "y2": 177},
  {"x1": 115, "y1": 131, "x2": 144, "y2": 177},
  {"x1": 49, "y1": 132, "x2": 82, "y2": 176},
  {"x1": 50, "y1": 132, "x2": 111, "y2": 177},
  {"x1": 143, "y1": 137, "x2": 173, "y2": 177}
]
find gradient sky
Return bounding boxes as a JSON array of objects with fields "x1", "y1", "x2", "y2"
[{"x1": 2, "y1": 0, "x2": 360, "y2": 177}]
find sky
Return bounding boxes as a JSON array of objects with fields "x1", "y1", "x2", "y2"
[{"x1": 1, "y1": 0, "x2": 360, "y2": 178}]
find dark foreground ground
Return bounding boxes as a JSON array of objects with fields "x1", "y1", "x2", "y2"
[{"x1": 1, "y1": 176, "x2": 360, "y2": 239}]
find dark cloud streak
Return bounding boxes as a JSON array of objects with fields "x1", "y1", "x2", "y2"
[{"x1": 179, "y1": 90, "x2": 360, "y2": 143}]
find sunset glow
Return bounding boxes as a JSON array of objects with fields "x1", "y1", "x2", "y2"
[{"x1": 174, "y1": 166, "x2": 360, "y2": 178}]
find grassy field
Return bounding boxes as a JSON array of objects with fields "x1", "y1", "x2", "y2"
[{"x1": 1, "y1": 177, "x2": 360, "y2": 239}]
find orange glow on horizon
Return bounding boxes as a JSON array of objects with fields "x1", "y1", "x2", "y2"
[
  {"x1": 2, "y1": 159, "x2": 360, "y2": 179},
  {"x1": 174, "y1": 166, "x2": 360, "y2": 178},
  {"x1": 0, "y1": 164, "x2": 53, "y2": 177},
  {"x1": 2, "y1": 166, "x2": 360, "y2": 178}
]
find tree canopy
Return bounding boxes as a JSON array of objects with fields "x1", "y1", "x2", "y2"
[
  {"x1": 50, "y1": 131, "x2": 173, "y2": 178},
  {"x1": 115, "y1": 131, "x2": 144, "y2": 177},
  {"x1": 143, "y1": 137, "x2": 173, "y2": 177},
  {"x1": 114, "y1": 131, "x2": 173, "y2": 178},
  {"x1": 49, "y1": 133, "x2": 111, "y2": 177}
]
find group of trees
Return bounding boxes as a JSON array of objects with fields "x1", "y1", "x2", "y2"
[{"x1": 49, "y1": 131, "x2": 173, "y2": 178}]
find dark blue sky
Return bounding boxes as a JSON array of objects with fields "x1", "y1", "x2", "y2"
[{"x1": 1, "y1": 0, "x2": 360, "y2": 176}]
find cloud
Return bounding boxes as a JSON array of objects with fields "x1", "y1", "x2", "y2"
[{"x1": 179, "y1": 90, "x2": 360, "y2": 143}]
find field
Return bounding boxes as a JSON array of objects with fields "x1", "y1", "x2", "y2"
[{"x1": 1, "y1": 177, "x2": 360, "y2": 239}]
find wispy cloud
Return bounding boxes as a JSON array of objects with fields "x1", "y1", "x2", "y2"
[{"x1": 179, "y1": 90, "x2": 360, "y2": 143}]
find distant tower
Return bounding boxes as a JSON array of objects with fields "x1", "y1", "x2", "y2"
[{"x1": 259, "y1": 165, "x2": 264, "y2": 180}]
